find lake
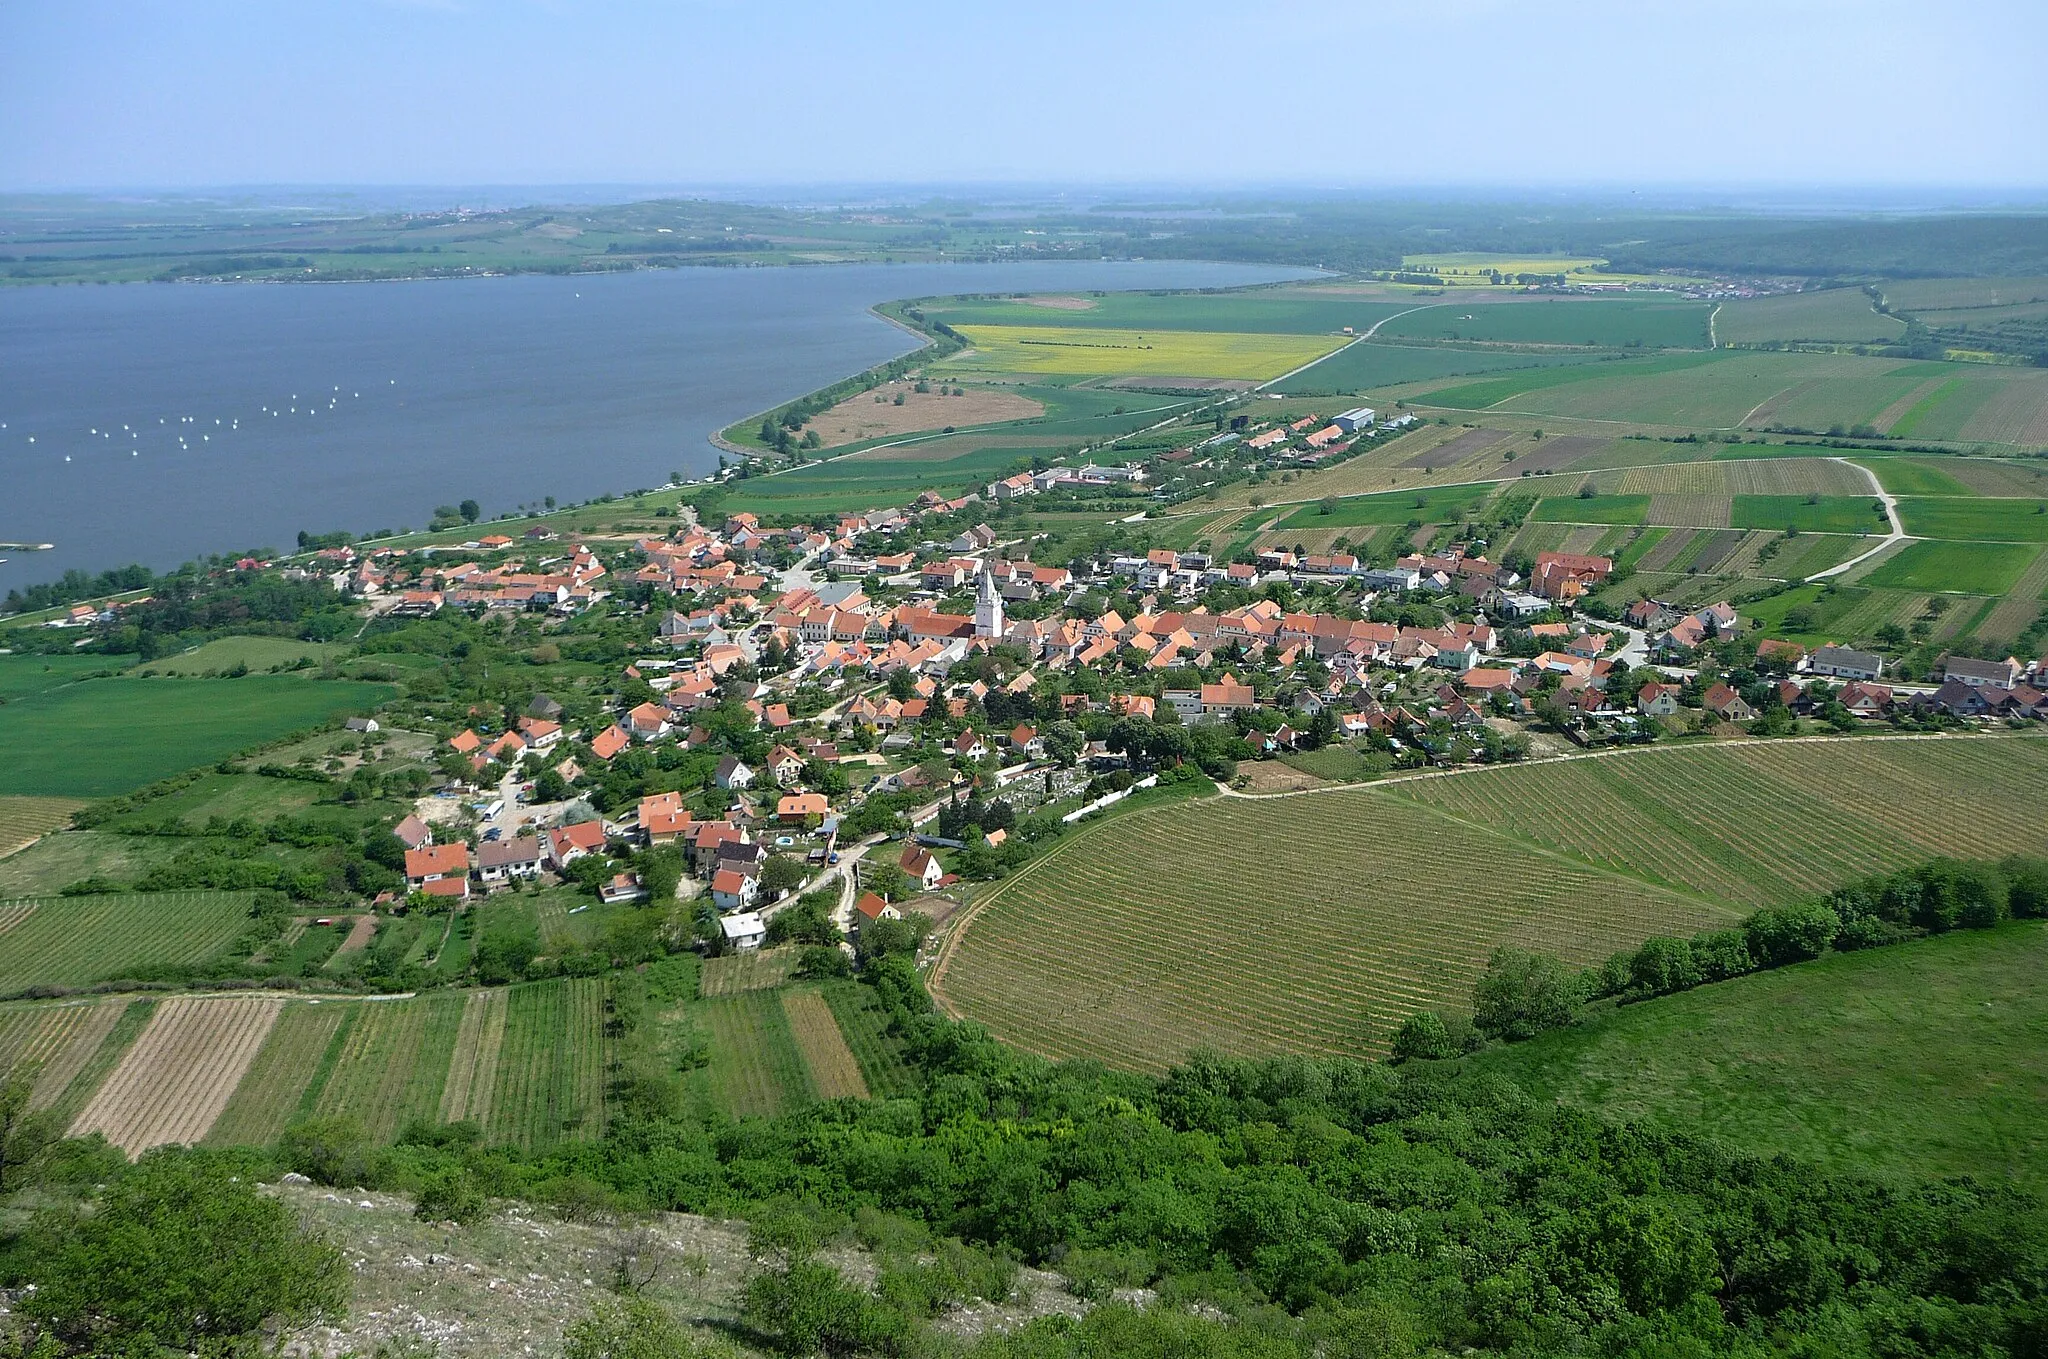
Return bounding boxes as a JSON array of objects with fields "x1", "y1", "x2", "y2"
[{"x1": 0, "y1": 260, "x2": 1311, "y2": 590}]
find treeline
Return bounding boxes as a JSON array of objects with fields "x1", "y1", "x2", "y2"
[
  {"x1": 0, "y1": 564, "x2": 153, "y2": 617},
  {"x1": 1395, "y1": 854, "x2": 2048, "y2": 1059}
]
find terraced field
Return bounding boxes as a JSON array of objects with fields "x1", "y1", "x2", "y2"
[
  {"x1": 0, "y1": 891, "x2": 253, "y2": 992},
  {"x1": 933, "y1": 737, "x2": 2048, "y2": 1071}
]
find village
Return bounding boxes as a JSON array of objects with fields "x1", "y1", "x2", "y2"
[{"x1": 273, "y1": 447, "x2": 2048, "y2": 957}]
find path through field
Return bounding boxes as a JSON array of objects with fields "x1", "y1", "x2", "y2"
[{"x1": 71, "y1": 995, "x2": 283, "y2": 1153}]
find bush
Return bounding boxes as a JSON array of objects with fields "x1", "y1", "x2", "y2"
[
  {"x1": 278, "y1": 1115, "x2": 369, "y2": 1187},
  {"x1": 414, "y1": 1166, "x2": 489, "y2": 1224},
  {"x1": 1389, "y1": 1010, "x2": 1481, "y2": 1062},
  {"x1": 1471, "y1": 948, "x2": 1582, "y2": 1042},
  {"x1": 1745, "y1": 899, "x2": 1839, "y2": 966}
]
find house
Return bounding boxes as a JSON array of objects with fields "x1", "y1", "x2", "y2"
[
  {"x1": 546, "y1": 820, "x2": 607, "y2": 871},
  {"x1": 720, "y1": 910, "x2": 768, "y2": 950},
  {"x1": 639, "y1": 791, "x2": 692, "y2": 845},
  {"x1": 710, "y1": 868, "x2": 759, "y2": 913},
  {"x1": 1943, "y1": 655, "x2": 2022, "y2": 690},
  {"x1": 952, "y1": 729, "x2": 989, "y2": 760},
  {"x1": 392, "y1": 815, "x2": 433, "y2": 851},
  {"x1": 854, "y1": 892, "x2": 900, "y2": 926},
  {"x1": 1637, "y1": 682, "x2": 1683, "y2": 718},
  {"x1": 625, "y1": 702, "x2": 671, "y2": 742},
  {"x1": 1756, "y1": 639, "x2": 1809, "y2": 669},
  {"x1": 1702, "y1": 683, "x2": 1754, "y2": 721},
  {"x1": 767, "y1": 745, "x2": 806, "y2": 786},
  {"x1": 405, "y1": 842, "x2": 471, "y2": 898},
  {"x1": 448, "y1": 729, "x2": 482, "y2": 756},
  {"x1": 345, "y1": 716, "x2": 380, "y2": 734},
  {"x1": 477, "y1": 836, "x2": 544, "y2": 885},
  {"x1": 714, "y1": 755, "x2": 755, "y2": 790},
  {"x1": 1810, "y1": 645, "x2": 1884, "y2": 681},
  {"x1": 1837, "y1": 680, "x2": 1894, "y2": 717},
  {"x1": 1922, "y1": 678, "x2": 1991, "y2": 717},
  {"x1": 590, "y1": 725, "x2": 631, "y2": 761},
  {"x1": 600, "y1": 873, "x2": 648, "y2": 904},
  {"x1": 1006, "y1": 723, "x2": 1044, "y2": 758},
  {"x1": 777, "y1": 792, "x2": 829, "y2": 825},
  {"x1": 517, "y1": 716, "x2": 563, "y2": 751},
  {"x1": 1655, "y1": 616, "x2": 1709, "y2": 655},
  {"x1": 900, "y1": 842, "x2": 945, "y2": 891}
]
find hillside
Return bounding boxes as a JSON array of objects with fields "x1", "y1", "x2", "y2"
[
  {"x1": 931, "y1": 736, "x2": 2048, "y2": 1069},
  {"x1": 1465, "y1": 922, "x2": 2048, "y2": 1194}
]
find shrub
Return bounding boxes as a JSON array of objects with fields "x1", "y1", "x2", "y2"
[{"x1": 1472, "y1": 948, "x2": 1582, "y2": 1042}]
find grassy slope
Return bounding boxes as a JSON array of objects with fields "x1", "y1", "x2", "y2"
[{"x1": 1470, "y1": 923, "x2": 2048, "y2": 1193}]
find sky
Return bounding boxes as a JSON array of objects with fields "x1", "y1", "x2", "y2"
[{"x1": 3, "y1": 0, "x2": 2045, "y2": 195}]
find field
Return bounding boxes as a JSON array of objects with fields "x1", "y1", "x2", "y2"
[
  {"x1": 1862, "y1": 540, "x2": 2039, "y2": 594},
  {"x1": 0, "y1": 891, "x2": 253, "y2": 992},
  {"x1": 309, "y1": 993, "x2": 468, "y2": 1141},
  {"x1": 914, "y1": 290, "x2": 1409, "y2": 336},
  {"x1": 819, "y1": 981, "x2": 918, "y2": 1098},
  {"x1": 0, "y1": 796, "x2": 84, "y2": 858},
  {"x1": 1896, "y1": 496, "x2": 2048, "y2": 541},
  {"x1": 1714, "y1": 288, "x2": 1906, "y2": 346},
  {"x1": 0, "y1": 997, "x2": 127, "y2": 1108},
  {"x1": 1270, "y1": 340, "x2": 1610, "y2": 396},
  {"x1": 932, "y1": 737, "x2": 2048, "y2": 1071},
  {"x1": 131, "y1": 636, "x2": 340, "y2": 677},
  {"x1": 806, "y1": 380, "x2": 1044, "y2": 447},
  {"x1": 69, "y1": 995, "x2": 283, "y2": 1153},
  {"x1": 700, "y1": 946, "x2": 801, "y2": 995},
  {"x1": 701, "y1": 990, "x2": 814, "y2": 1118},
  {"x1": 938, "y1": 325, "x2": 1344, "y2": 381},
  {"x1": 1280, "y1": 482, "x2": 1495, "y2": 528},
  {"x1": 1374, "y1": 297, "x2": 1712, "y2": 350},
  {"x1": 1477, "y1": 924, "x2": 2048, "y2": 1193},
  {"x1": 0, "y1": 675, "x2": 396, "y2": 797},
  {"x1": 205, "y1": 1002, "x2": 349, "y2": 1147},
  {"x1": 781, "y1": 987, "x2": 868, "y2": 1100}
]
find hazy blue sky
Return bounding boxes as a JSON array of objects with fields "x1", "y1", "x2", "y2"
[{"x1": 3, "y1": 0, "x2": 2043, "y2": 193}]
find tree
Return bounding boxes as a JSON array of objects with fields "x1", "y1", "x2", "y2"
[
  {"x1": 887, "y1": 668, "x2": 918, "y2": 703},
  {"x1": 459, "y1": 499, "x2": 482, "y2": 524},
  {"x1": 1471, "y1": 947, "x2": 1581, "y2": 1041},
  {"x1": 760, "y1": 854, "x2": 806, "y2": 899},
  {"x1": 25, "y1": 1149, "x2": 348, "y2": 1354}
]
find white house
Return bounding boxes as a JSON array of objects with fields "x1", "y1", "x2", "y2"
[{"x1": 720, "y1": 911, "x2": 768, "y2": 951}]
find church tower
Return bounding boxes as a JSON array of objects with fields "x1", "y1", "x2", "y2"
[{"x1": 973, "y1": 561, "x2": 1005, "y2": 639}]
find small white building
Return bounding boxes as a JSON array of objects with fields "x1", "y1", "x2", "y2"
[{"x1": 720, "y1": 910, "x2": 768, "y2": 951}]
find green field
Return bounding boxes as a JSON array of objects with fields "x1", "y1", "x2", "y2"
[
  {"x1": 1531, "y1": 494, "x2": 1650, "y2": 526},
  {"x1": 0, "y1": 891, "x2": 254, "y2": 992},
  {"x1": 1475, "y1": 924, "x2": 2048, "y2": 1193},
  {"x1": 933, "y1": 738, "x2": 2048, "y2": 1071},
  {"x1": 1714, "y1": 287, "x2": 1906, "y2": 346},
  {"x1": 1864, "y1": 457, "x2": 1974, "y2": 496},
  {"x1": 0, "y1": 653, "x2": 133, "y2": 700},
  {"x1": 132, "y1": 636, "x2": 339, "y2": 676},
  {"x1": 1896, "y1": 496, "x2": 2048, "y2": 541},
  {"x1": 1281, "y1": 482, "x2": 1495, "y2": 528},
  {"x1": 1862, "y1": 540, "x2": 2039, "y2": 594},
  {"x1": 1374, "y1": 297, "x2": 1712, "y2": 350},
  {"x1": 1270, "y1": 340, "x2": 1610, "y2": 396},
  {"x1": 0, "y1": 675, "x2": 394, "y2": 797},
  {"x1": 701, "y1": 989, "x2": 814, "y2": 1118},
  {"x1": 939, "y1": 324, "x2": 1343, "y2": 381},
  {"x1": 1730, "y1": 494, "x2": 1890, "y2": 534}
]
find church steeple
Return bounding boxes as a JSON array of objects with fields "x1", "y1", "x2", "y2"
[{"x1": 973, "y1": 561, "x2": 1004, "y2": 639}]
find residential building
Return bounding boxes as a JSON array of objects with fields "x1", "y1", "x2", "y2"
[
  {"x1": 477, "y1": 836, "x2": 544, "y2": 885},
  {"x1": 1943, "y1": 655, "x2": 2022, "y2": 690},
  {"x1": 720, "y1": 911, "x2": 767, "y2": 950}
]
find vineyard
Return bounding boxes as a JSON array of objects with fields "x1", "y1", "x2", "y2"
[
  {"x1": 0, "y1": 796, "x2": 84, "y2": 859},
  {"x1": 310, "y1": 994, "x2": 467, "y2": 1141},
  {"x1": 70, "y1": 996, "x2": 283, "y2": 1153},
  {"x1": 205, "y1": 1003, "x2": 349, "y2": 1147},
  {"x1": 0, "y1": 891, "x2": 254, "y2": 992},
  {"x1": 0, "y1": 997, "x2": 126, "y2": 1108},
  {"x1": 701, "y1": 991, "x2": 814, "y2": 1118},
  {"x1": 932, "y1": 736, "x2": 2048, "y2": 1071},
  {"x1": 700, "y1": 947, "x2": 801, "y2": 996},
  {"x1": 781, "y1": 988, "x2": 869, "y2": 1100}
]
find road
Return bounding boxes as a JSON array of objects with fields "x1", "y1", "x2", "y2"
[{"x1": 1806, "y1": 457, "x2": 1908, "y2": 582}]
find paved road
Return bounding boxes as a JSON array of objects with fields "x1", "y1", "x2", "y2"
[{"x1": 1807, "y1": 457, "x2": 1908, "y2": 582}]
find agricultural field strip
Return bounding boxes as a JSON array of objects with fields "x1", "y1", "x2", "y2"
[
  {"x1": 0, "y1": 797, "x2": 86, "y2": 859},
  {"x1": 70, "y1": 996, "x2": 283, "y2": 1153},
  {"x1": 312, "y1": 993, "x2": 464, "y2": 1142},
  {"x1": 440, "y1": 988, "x2": 507, "y2": 1124},
  {"x1": 703, "y1": 991, "x2": 814, "y2": 1119},
  {"x1": 205, "y1": 1002, "x2": 347, "y2": 1147},
  {"x1": 0, "y1": 891, "x2": 254, "y2": 991},
  {"x1": 0, "y1": 998, "x2": 124, "y2": 1108},
  {"x1": 781, "y1": 989, "x2": 869, "y2": 1100},
  {"x1": 1978, "y1": 548, "x2": 2048, "y2": 641},
  {"x1": 819, "y1": 984, "x2": 917, "y2": 1098},
  {"x1": 700, "y1": 948, "x2": 800, "y2": 996}
]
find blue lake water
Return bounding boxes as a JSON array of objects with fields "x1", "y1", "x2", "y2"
[{"x1": 0, "y1": 260, "x2": 1312, "y2": 589}]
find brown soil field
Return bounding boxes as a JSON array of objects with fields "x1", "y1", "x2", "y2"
[
  {"x1": 1022, "y1": 295, "x2": 1097, "y2": 310},
  {"x1": 1236, "y1": 761, "x2": 1329, "y2": 794},
  {"x1": 70, "y1": 995, "x2": 283, "y2": 1153},
  {"x1": 781, "y1": 989, "x2": 868, "y2": 1100},
  {"x1": 331, "y1": 914, "x2": 378, "y2": 958},
  {"x1": 811, "y1": 381, "x2": 1043, "y2": 448},
  {"x1": 0, "y1": 797, "x2": 86, "y2": 860}
]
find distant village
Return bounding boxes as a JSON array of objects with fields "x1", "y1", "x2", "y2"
[{"x1": 79, "y1": 407, "x2": 2040, "y2": 947}]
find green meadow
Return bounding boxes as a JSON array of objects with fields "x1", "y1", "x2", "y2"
[
  {"x1": 0, "y1": 675, "x2": 396, "y2": 798},
  {"x1": 1897, "y1": 497, "x2": 2048, "y2": 542},
  {"x1": 1281, "y1": 482, "x2": 1495, "y2": 528},
  {"x1": 1373, "y1": 296, "x2": 1714, "y2": 350},
  {"x1": 1862, "y1": 541, "x2": 2039, "y2": 595}
]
